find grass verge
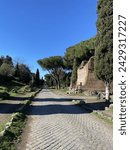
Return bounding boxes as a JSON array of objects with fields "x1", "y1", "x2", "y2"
[
  {"x1": 93, "y1": 111, "x2": 113, "y2": 124},
  {"x1": 0, "y1": 88, "x2": 42, "y2": 149},
  {"x1": 0, "y1": 112, "x2": 26, "y2": 150},
  {"x1": 0, "y1": 117, "x2": 11, "y2": 132}
]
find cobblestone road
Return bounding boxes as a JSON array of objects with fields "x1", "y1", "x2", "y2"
[{"x1": 18, "y1": 90, "x2": 113, "y2": 150}]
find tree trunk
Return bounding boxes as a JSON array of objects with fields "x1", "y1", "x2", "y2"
[
  {"x1": 55, "y1": 79, "x2": 60, "y2": 89},
  {"x1": 105, "y1": 82, "x2": 110, "y2": 101},
  {"x1": 57, "y1": 84, "x2": 60, "y2": 89}
]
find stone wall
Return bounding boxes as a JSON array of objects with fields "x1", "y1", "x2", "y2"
[{"x1": 76, "y1": 57, "x2": 105, "y2": 91}]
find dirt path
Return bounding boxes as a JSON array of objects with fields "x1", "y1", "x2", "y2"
[{"x1": 18, "y1": 89, "x2": 112, "y2": 150}]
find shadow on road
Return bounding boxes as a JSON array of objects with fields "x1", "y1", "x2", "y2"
[
  {"x1": 0, "y1": 97, "x2": 111, "y2": 115},
  {"x1": 25, "y1": 98, "x2": 110, "y2": 116},
  {"x1": 0, "y1": 103, "x2": 23, "y2": 114},
  {"x1": 27, "y1": 104, "x2": 90, "y2": 115},
  {"x1": 9, "y1": 96, "x2": 30, "y2": 101},
  {"x1": 33, "y1": 98, "x2": 82, "y2": 102},
  {"x1": 86, "y1": 101, "x2": 111, "y2": 111}
]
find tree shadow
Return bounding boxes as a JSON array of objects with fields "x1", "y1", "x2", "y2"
[
  {"x1": 25, "y1": 98, "x2": 111, "y2": 116},
  {"x1": 33, "y1": 98, "x2": 82, "y2": 102},
  {"x1": 27, "y1": 104, "x2": 90, "y2": 115},
  {"x1": 0, "y1": 103, "x2": 23, "y2": 114},
  {"x1": 0, "y1": 97, "x2": 112, "y2": 116},
  {"x1": 86, "y1": 101, "x2": 111, "y2": 111},
  {"x1": 9, "y1": 96, "x2": 30, "y2": 101}
]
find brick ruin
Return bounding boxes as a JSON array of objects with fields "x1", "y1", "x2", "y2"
[{"x1": 76, "y1": 57, "x2": 105, "y2": 92}]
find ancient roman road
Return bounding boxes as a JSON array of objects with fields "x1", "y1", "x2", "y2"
[{"x1": 18, "y1": 90, "x2": 112, "y2": 150}]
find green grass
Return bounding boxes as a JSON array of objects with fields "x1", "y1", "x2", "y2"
[
  {"x1": 0, "y1": 89, "x2": 40, "y2": 150},
  {"x1": 0, "y1": 80, "x2": 35, "y2": 99},
  {"x1": 0, "y1": 113, "x2": 26, "y2": 150},
  {"x1": 0, "y1": 117, "x2": 11, "y2": 132},
  {"x1": 93, "y1": 111, "x2": 113, "y2": 124},
  {"x1": 0, "y1": 83, "x2": 41, "y2": 149}
]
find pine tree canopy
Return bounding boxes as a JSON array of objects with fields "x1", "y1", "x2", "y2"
[{"x1": 64, "y1": 37, "x2": 96, "y2": 69}]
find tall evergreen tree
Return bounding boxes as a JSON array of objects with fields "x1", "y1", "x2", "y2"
[
  {"x1": 94, "y1": 0, "x2": 113, "y2": 100},
  {"x1": 35, "y1": 68, "x2": 40, "y2": 85},
  {"x1": 70, "y1": 57, "x2": 78, "y2": 88},
  {"x1": 14, "y1": 63, "x2": 20, "y2": 77}
]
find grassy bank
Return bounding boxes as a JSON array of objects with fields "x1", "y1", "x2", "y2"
[
  {"x1": 0, "y1": 112, "x2": 26, "y2": 150},
  {"x1": 0, "y1": 86, "x2": 42, "y2": 149},
  {"x1": 0, "y1": 80, "x2": 40, "y2": 99}
]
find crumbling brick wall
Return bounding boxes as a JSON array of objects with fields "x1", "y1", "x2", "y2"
[{"x1": 76, "y1": 57, "x2": 105, "y2": 91}]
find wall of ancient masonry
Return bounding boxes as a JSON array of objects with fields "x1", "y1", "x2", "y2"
[{"x1": 76, "y1": 57, "x2": 105, "y2": 91}]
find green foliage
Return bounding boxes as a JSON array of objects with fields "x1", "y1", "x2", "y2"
[
  {"x1": 15, "y1": 64, "x2": 32, "y2": 84},
  {"x1": 0, "y1": 113, "x2": 26, "y2": 150},
  {"x1": 38, "y1": 56, "x2": 64, "y2": 70},
  {"x1": 0, "y1": 55, "x2": 32, "y2": 92},
  {"x1": 0, "y1": 55, "x2": 33, "y2": 86},
  {"x1": 38, "y1": 56, "x2": 64, "y2": 89},
  {"x1": 14, "y1": 63, "x2": 20, "y2": 77},
  {"x1": 0, "y1": 55, "x2": 13, "y2": 67},
  {"x1": 0, "y1": 80, "x2": 35, "y2": 98},
  {"x1": 64, "y1": 37, "x2": 95, "y2": 69},
  {"x1": 0, "y1": 63, "x2": 14, "y2": 79},
  {"x1": 0, "y1": 55, "x2": 14, "y2": 82},
  {"x1": 35, "y1": 69, "x2": 40, "y2": 85},
  {"x1": 63, "y1": 72, "x2": 71, "y2": 87},
  {"x1": 71, "y1": 58, "x2": 78, "y2": 85},
  {"x1": 44, "y1": 71, "x2": 71, "y2": 88},
  {"x1": 64, "y1": 37, "x2": 95, "y2": 87},
  {"x1": 44, "y1": 74, "x2": 55, "y2": 87},
  {"x1": 94, "y1": 0, "x2": 113, "y2": 84}
]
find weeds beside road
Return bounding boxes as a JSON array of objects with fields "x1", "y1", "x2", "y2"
[{"x1": 0, "y1": 87, "x2": 42, "y2": 150}]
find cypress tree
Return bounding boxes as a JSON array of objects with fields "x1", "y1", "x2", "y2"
[
  {"x1": 35, "y1": 69, "x2": 40, "y2": 85},
  {"x1": 94, "y1": 0, "x2": 113, "y2": 100},
  {"x1": 71, "y1": 57, "x2": 78, "y2": 88},
  {"x1": 15, "y1": 63, "x2": 20, "y2": 77}
]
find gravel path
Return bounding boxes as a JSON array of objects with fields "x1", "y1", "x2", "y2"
[{"x1": 18, "y1": 89, "x2": 113, "y2": 150}]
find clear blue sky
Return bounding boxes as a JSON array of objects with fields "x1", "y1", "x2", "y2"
[{"x1": 0, "y1": 0, "x2": 97, "y2": 77}]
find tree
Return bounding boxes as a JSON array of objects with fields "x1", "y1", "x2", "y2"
[
  {"x1": 14, "y1": 63, "x2": 20, "y2": 77},
  {"x1": 40, "y1": 77, "x2": 44, "y2": 86},
  {"x1": 44, "y1": 74, "x2": 55, "y2": 87},
  {"x1": 65, "y1": 72, "x2": 71, "y2": 87},
  {"x1": 0, "y1": 55, "x2": 14, "y2": 81},
  {"x1": 64, "y1": 37, "x2": 95, "y2": 69},
  {"x1": 64, "y1": 37, "x2": 95, "y2": 88},
  {"x1": 17, "y1": 64, "x2": 31, "y2": 84},
  {"x1": 0, "y1": 56, "x2": 4, "y2": 67},
  {"x1": 3, "y1": 55, "x2": 13, "y2": 66},
  {"x1": 0, "y1": 63, "x2": 14, "y2": 79},
  {"x1": 94, "y1": 0, "x2": 113, "y2": 101},
  {"x1": 38, "y1": 56, "x2": 64, "y2": 89},
  {"x1": 70, "y1": 57, "x2": 78, "y2": 88},
  {"x1": 35, "y1": 69, "x2": 40, "y2": 85}
]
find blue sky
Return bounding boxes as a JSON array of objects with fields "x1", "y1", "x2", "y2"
[{"x1": 0, "y1": 0, "x2": 97, "y2": 77}]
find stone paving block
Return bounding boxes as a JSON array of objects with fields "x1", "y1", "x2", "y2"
[{"x1": 18, "y1": 90, "x2": 113, "y2": 150}]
